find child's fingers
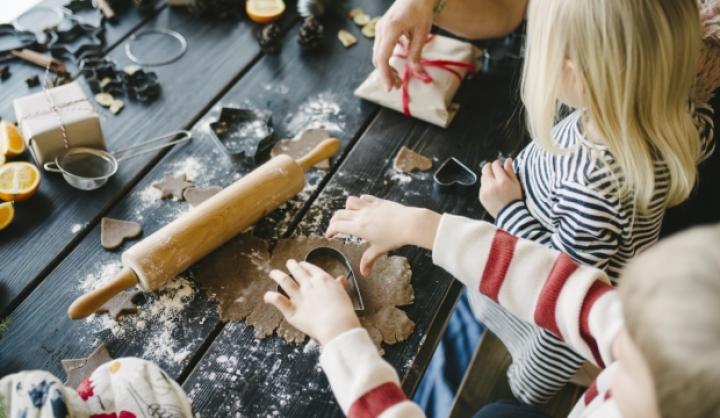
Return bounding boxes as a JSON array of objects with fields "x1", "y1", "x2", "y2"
[
  {"x1": 269, "y1": 269, "x2": 300, "y2": 297},
  {"x1": 481, "y1": 161, "x2": 494, "y2": 180},
  {"x1": 346, "y1": 196, "x2": 369, "y2": 210},
  {"x1": 330, "y1": 209, "x2": 355, "y2": 222},
  {"x1": 503, "y1": 158, "x2": 518, "y2": 180},
  {"x1": 286, "y1": 259, "x2": 312, "y2": 285},
  {"x1": 325, "y1": 220, "x2": 359, "y2": 239},
  {"x1": 299, "y1": 261, "x2": 332, "y2": 283},
  {"x1": 491, "y1": 160, "x2": 510, "y2": 181},
  {"x1": 359, "y1": 194, "x2": 379, "y2": 203},
  {"x1": 264, "y1": 291, "x2": 295, "y2": 318},
  {"x1": 359, "y1": 245, "x2": 383, "y2": 276}
]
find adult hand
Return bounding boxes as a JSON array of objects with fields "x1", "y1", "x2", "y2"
[
  {"x1": 325, "y1": 195, "x2": 440, "y2": 275},
  {"x1": 479, "y1": 158, "x2": 523, "y2": 217},
  {"x1": 264, "y1": 259, "x2": 361, "y2": 346},
  {"x1": 373, "y1": 0, "x2": 435, "y2": 90}
]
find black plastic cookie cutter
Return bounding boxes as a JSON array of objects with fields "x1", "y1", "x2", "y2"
[
  {"x1": 0, "y1": 24, "x2": 39, "y2": 62},
  {"x1": 47, "y1": 18, "x2": 105, "y2": 61},
  {"x1": 433, "y1": 157, "x2": 478, "y2": 192},
  {"x1": 208, "y1": 107, "x2": 274, "y2": 163}
]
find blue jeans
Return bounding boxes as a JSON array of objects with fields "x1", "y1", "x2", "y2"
[
  {"x1": 473, "y1": 400, "x2": 550, "y2": 418},
  {"x1": 413, "y1": 290, "x2": 484, "y2": 418}
]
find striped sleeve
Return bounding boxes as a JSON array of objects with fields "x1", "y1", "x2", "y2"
[
  {"x1": 432, "y1": 214, "x2": 623, "y2": 368},
  {"x1": 497, "y1": 181, "x2": 622, "y2": 272},
  {"x1": 320, "y1": 328, "x2": 426, "y2": 418}
]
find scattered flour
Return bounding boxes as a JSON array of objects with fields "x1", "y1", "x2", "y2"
[
  {"x1": 70, "y1": 223, "x2": 87, "y2": 234},
  {"x1": 284, "y1": 92, "x2": 346, "y2": 136},
  {"x1": 385, "y1": 168, "x2": 412, "y2": 185},
  {"x1": 264, "y1": 83, "x2": 289, "y2": 95}
]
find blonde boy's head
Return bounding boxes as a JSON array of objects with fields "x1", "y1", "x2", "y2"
[
  {"x1": 620, "y1": 224, "x2": 720, "y2": 418},
  {"x1": 522, "y1": 0, "x2": 703, "y2": 212}
]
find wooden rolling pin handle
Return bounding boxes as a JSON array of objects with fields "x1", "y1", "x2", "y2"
[
  {"x1": 67, "y1": 267, "x2": 138, "y2": 320},
  {"x1": 296, "y1": 138, "x2": 342, "y2": 172}
]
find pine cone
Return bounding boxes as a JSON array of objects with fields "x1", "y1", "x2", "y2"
[
  {"x1": 297, "y1": 17, "x2": 323, "y2": 50},
  {"x1": 258, "y1": 24, "x2": 282, "y2": 54},
  {"x1": 189, "y1": 0, "x2": 244, "y2": 18},
  {"x1": 132, "y1": 0, "x2": 155, "y2": 12}
]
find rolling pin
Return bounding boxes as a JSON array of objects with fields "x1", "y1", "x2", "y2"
[{"x1": 68, "y1": 137, "x2": 341, "y2": 319}]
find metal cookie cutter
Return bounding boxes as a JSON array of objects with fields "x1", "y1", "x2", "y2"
[
  {"x1": 433, "y1": 157, "x2": 478, "y2": 193},
  {"x1": 209, "y1": 107, "x2": 274, "y2": 163},
  {"x1": 44, "y1": 130, "x2": 191, "y2": 190},
  {"x1": 305, "y1": 247, "x2": 365, "y2": 312}
]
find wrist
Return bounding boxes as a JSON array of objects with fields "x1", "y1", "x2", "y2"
[
  {"x1": 317, "y1": 318, "x2": 362, "y2": 346},
  {"x1": 405, "y1": 208, "x2": 441, "y2": 250}
]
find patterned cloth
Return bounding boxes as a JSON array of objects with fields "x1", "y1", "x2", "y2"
[{"x1": 0, "y1": 358, "x2": 193, "y2": 418}]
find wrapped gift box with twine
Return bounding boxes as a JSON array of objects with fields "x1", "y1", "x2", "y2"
[
  {"x1": 13, "y1": 81, "x2": 106, "y2": 165},
  {"x1": 355, "y1": 34, "x2": 480, "y2": 128}
]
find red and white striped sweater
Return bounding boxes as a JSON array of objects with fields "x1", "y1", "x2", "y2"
[{"x1": 320, "y1": 214, "x2": 625, "y2": 418}]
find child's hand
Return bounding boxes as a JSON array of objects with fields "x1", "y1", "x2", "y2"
[
  {"x1": 325, "y1": 195, "x2": 441, "y2": 275},
  {"x1": 264, "y1": 259, "x2": 361, "y2": 346},
  {"x1": 479, "y1": 158, "x2": 523, "y2": 218}
]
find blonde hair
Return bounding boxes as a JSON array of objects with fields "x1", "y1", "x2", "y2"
[
  {"x1": 521, "y1": 0, "x2": 703, "y2": 212},
  {"x1": 620, "y1": 224, "x2": 720, "y2": 418}
]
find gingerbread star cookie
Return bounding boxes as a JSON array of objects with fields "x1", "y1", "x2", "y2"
[
  {"x1": 153, "y1": 173, "x2": 193, "y2": 200},
  {"x1": 62, "y1": 344, "x2": 114, "y2": 388}
]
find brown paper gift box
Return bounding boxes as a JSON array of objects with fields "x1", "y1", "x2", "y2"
[
  {"x1": 354, "y1": 35, "x2": 480, "y2": 128},
  {"x1": 13, "y1": 81, "x2": 105, "y2": 165}
]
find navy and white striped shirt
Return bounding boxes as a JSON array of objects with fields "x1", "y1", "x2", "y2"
[{"x1": 476, "y1": 103, "x2": 715, "y2": 405}]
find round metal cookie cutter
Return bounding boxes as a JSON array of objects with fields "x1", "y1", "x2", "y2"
[{"x1": 124, "y1": 28, "x2": 187, "y2": 66}]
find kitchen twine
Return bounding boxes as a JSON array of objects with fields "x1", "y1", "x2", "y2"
[
  {"x1": 18, "y1": 64, "x2": 102, "y2": 150},
  {"x1": 393, "y1": 35, "x2": 476, "y2": 117}
]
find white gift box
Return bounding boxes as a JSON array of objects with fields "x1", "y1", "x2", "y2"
[{"x1": 355, "y1": 35, "x2": 480, "y2": 128}]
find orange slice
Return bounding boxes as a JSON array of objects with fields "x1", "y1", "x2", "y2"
[
  {"x1": 0, "y1": 162, "x2": 41, "y2": 202},
  {"x1": 1, "y1": 121, "x2": 26, "y2": 157},
  {"x1": 0, "y1": 201, "x2": 13, "y2": 231},
  {"x1": 246, "y1": 0, "x2": 285, "y2": 24}
]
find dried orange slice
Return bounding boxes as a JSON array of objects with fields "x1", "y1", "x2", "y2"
[
  {"x1": 0, "y1": 162, "x2": 41, "y2": 202},
  {"x1": 246, "y1": 0, "x2": 285, "y2": 24},
  {"x1": 1, "y1": 121, "x2": 26, "y2": 157},
  {"x1": 0, "y1": 201, "x2": 14, "y2": 231}
]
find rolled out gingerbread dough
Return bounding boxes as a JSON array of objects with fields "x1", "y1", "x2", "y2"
[{"x1": 194, "y1": 234, "x2": 415, "y2": 352}]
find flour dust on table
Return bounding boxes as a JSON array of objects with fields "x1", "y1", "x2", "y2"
[{"x1": 284, "y1": 91, "x2": 346, "y2": 136}]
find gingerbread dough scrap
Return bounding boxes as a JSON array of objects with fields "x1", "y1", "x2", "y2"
[
  {"x1": 271, "y1": 129, "x2": 332, "y2": 169},
  {"x1": 96, "y1": 290, "x2": 142, "y2": 319},
  {"x1": 101, "y1": 217, "x2": 142, "y2": 250},
  {"x1": 194, "y1": 235, "x2": 415, "y2": 351},
  {"x1": 183, "y1": 186, "x2": 223, "y2": 207},
  {"x1": 62, "y1": 344, "x2": 113, "y2": 388},
  {"x1": 153, "y1": 173, "x2": 193, "y2": 200},
  {"x1": 393, "y1": 146, "x2": 433, "y2": 173}
]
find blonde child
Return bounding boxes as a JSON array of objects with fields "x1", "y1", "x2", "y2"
[
  {"x1": 440, "y1": 0, "x2": 717, "y2": 404},
  {"x1": 265, "y1": 200, "x2": 720, "y2": 418}
]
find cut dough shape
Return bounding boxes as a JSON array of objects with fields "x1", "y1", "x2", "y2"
[
  {"x1": 153, "y1": 173, "x2": 193, "y2": 200},
  {"x1": 183, "y1": 186, "x2": 223, "y2": 207},
  {"x1": 62, "y1": 344, "x2": 113, "y2": 388},
  {"x1": 101, "y1": 217, "x2": 142, "y2": 250},
  {"x1": 195, "y1": 234, "x2": 415, "y2": 352},
  {"x1": 96, "y1": 289, "x2": 141, "y2": 319},
  {"x1": 271, "y1": 129, "x2": 332, "y2": 170},
  {"x1": 393, "y1": 146, "x2": 432, "y2": 173}
]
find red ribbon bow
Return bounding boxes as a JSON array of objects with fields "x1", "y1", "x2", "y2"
[{"x1": 393, "y1": 35, "x2": 476, "y2": 117}]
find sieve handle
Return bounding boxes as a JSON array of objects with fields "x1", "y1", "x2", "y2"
[
  {"x1": 113, "y1": 130, "x2": 192, "y2": 162},
  {"x1": 43, "y1": 162, "x2": 62, "y2": 173}
]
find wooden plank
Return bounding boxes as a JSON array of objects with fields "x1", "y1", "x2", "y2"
[
  {"x1": 0, "y1": 0, "x2": 162, "y2": 121},
  {"x1": 0, "y1": 6, "x2": 279, "y2": 313},
  {"x1": 449, "y1": 332, "x2": 583, "y2": 418},
  {"x1": 0, "y1": 0, "x2": 385, "y2": 388},
  {"x1": 183, "y1": 66, "x2": 527, "y2": 416}
]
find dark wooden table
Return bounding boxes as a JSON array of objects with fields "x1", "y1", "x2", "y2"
[{"x1": 0, "y1": 1, "x2": 526, "y2": 416}]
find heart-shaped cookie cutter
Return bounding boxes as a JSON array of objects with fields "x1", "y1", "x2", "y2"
[
  {"x1": 305, "y1": 247, "x2": 365, "y2": 312},
  {"x1": 209, "y1": 107, "x2": 274, "y2": 163},
  {"x1": 433, "y1": 157, "x2": 478, "y2": 192}
]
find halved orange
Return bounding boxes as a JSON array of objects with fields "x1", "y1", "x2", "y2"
[
  {"x1": 0, "y1": 201, "x2": 14, "y2": 231},
  {"x1": 1, "y1": 121, "x2": 26, "y2": 157},
  {"x1": 0, "y1": 162, "x2": 41, "y2": 202},
  {"x1": 246, "y1": 0, "x2": 285, "y2": 23}
]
